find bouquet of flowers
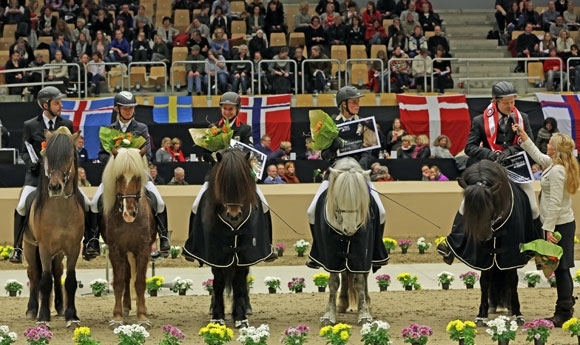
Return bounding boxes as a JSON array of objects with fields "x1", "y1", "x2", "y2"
[
  {"x1": 563, "y1": 317, "x2": 580, "y2": 336},
  {"x1": 319, "y1": 323, "x2": 351, "y2": 345},
  {"x1": 199, "y1": 323, "x2": 233, "y2": 345},
  {"x1": 293, "y1": 239, "x2": 310, "y2": 256},
  {"x1": 170, "y1": 277, "x2": 193, "y2": 293},
  {"x1": 437, "y1": 271, "x2": 454, "y2": 285},
  {"x1": 459, "y1": 271, "x2": 479, "y2": 287},
  {"x1": 99, "y1": 127, "x2": 146, "y2": 153},
  {"x1": 264, "y1": 276, "x2": 281, "y2": 290},
  {"x1": 0, "y1": 325, "x2": 17, "y2": 345},
  {"x1": 247, "y1": 275, "x2": 255, "y2": 289},
  {"x1": 382, "y1": 238, "x2": 397, "y2": 251},
  {"x1": 237, "y1": 324, "x2": 270, "y2": 345},
  {"x1": 485, "y1": 315, "x2": 518, "y2": 343},
  {"x1": 4, "y1": 279, "x2": 23, "y2": 295},
  {"x1": 313, "y1": 273, "x2": 330, "y2": 288},
  {"x1": 446, "y1": 320, "x2": 477, "y2": 345},
  {"x1": 23, "y1": 324, "x2": 53, "y2": 345},
  {"x1": 282, "y1": 324, "x2": 310, "y2": 345},
  {"x1": 398, "y1": 239, "x2": 412, "y2": 252},
  {"x1": 113, "y1": 324, "x2": 149, "y2": 345},
  {"x1": 0, "y1": 245, "x2": 13, "y2": 260},
  {"x1": 524, "y1": 271, "x2": 542, "y2": 286},
  {"x1": 396, "y1": 272, "x2": 421, "y2": 290},
  {"x1": 160, "y1": 325, "x2": 186, "y2": 345},
  {"x1": 190, "y1": 120, "x2": 234, "y2": 152},
  {"x1": 520, "y1": 236, "x2": 562, "y2": 278},
  {"x1": 375, "y1": 274, "x2": 391, "y2": 288},
  {"x1": 89, "y1": 278, "x2": 108, "y2": 296},
  {"x1": 288, "y1": 277, "x2": 305, "y2": 292},
  {"x1": 72, "y1": 327, "x2": 101, "y2": 345},
  {"x1": 361, "y1": 320, "x2": 391, "y2": 345},
  {"x1": 401, "y1": 323, "x2": 433, "y2": 345},
  {"x1": 309, "y1": 110, "x2": 339, "y2": 150},
  {"x1": 522, "y1": 318, "x2": 553, "y2": 343},
  {"x1": 416, "y1": 237, "x2": 431, "y2": 251},
  {"x1": 145, "y1": 276, "x2": 164, "y2": 292}
]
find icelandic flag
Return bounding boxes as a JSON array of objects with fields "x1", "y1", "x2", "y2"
[
  {"x1": 397, "y1": 94, "x2": 471, "y2": 155},
  {"x1": 535, "y1": 93, "x2": 580, "y2": 146},
  {"x1": 238, "y1": 94, "x2": 291, "y2": 150},
  {"x1": 153, "y1": 95, "x2": 193, "y2": 123},
  {"x1": 61, "y1": 97, "x2": 114, "y2": 160}
]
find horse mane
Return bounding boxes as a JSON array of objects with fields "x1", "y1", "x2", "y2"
[
  {"x1": 326, "y1": 157, "x2": 371, "y2": 229},
  {"x1": 461, "y1": 160, "x2": 511, "y2": 242},
  {"x1": 102, "y1": 148, "x2": 148, "y2": 215}
]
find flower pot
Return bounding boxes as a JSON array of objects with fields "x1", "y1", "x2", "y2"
[
  {"x1": 385, "y1": 248, "x2": 391, "y2": 256},
  {"x1": 498, "y1": 340, "x2": 509, "y2": 345},
  {"x1": 297, "y1": 252, "x2": 304, "y2": 257},
  {"x1": 577, "y1": 335, "x2": 580, "y2": 345},
  {"x1": 294, "y1": 288, "x2": 303, "y2": 293},
  {"x1": 419, "y1": 248, "x2": 425, "y2": 254},
  {"x1": 442, "y1": 283, "x2": 450, "y2": 290},
  {"x1": 208, "y1": 290, "x2": 213, "y2": 296},
  {"x1": 405, "y1": 285, "x2": 412, "y2": 291},
  {"x1": 9, "y1": 290, "x2": 17, "y2": 297},
  {"x1": 402, "y1": 247, "x2": 408, "y2": 254},
  {"x1": 458, "y1": 339, "x2": 465, "y2": 345},
  {"x1": 268, "y1": 287, "x2": 276, "y2": 294},
  {"x1": 550, "y1": 282, "x2": 557, "y2": 288},
  {"x1": 178, "y1": 289, "x2": 186, "y2": 296},
  {"x1": 148, "y1": 290, "x2": 158, "y2": 297},
  {"x1": 527, "y1": 282, "x2": 536, "y2": 288},
  {"x1": 534, "y1": 339, "x2": 545, "y2": 345},
  {"x1": 171, "y1": 253, "x2": 178, "y2": 259},
  {"x1": 379, "y1": 285, "x2": 388, "y2": 292},
  {"x1": 466, "y1": 284, "x2": 474, "y2": 289},
  {"x1": 93, "y1": 291, "x2": 102, "y2": 297},
  {"x1": 318, "y1": 286, "x2": 326, "y2": 292},
  {"x1": 277, "y1": 249, "x2": 284, "y2": 257}
]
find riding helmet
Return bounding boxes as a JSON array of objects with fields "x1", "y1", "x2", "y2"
[
  {"x1": 37, "y1": 86, "x2": 65, "y2": 109},
  {"x1": 336, "y1": 86, "x2": 364, "y2": 109},
  {"x1": 219, "y1": 91, "x2": 241, "y2": 107},
  {"x1": 114, "y1": 91, "x2": 138, "y2": 107},
  {"x1": 491, "y1": 81, "x2": 518, "y2": 99}
]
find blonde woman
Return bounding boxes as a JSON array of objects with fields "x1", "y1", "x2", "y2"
[
  {"x1": 396, "y1": 134, "x2": 415, "y2": 159},
  {"x1": 556, "y1": 29, "x2": 574, "y2": 53},
  {"x1": 155, "y1": 137, "x2": 172, "y2": 162},
  {"x1": 513, "y1": 123, "x2": 580, "y2": 327},
  {"x1": 412, "y1": 134, "x2": 431, "y2": 158}
]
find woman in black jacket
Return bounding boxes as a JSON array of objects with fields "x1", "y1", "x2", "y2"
[{"x1": 345, "y1": 16, "x2": 365, "y2": 46}]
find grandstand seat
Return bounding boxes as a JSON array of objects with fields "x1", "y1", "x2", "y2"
[
  {"x1": 350, "y1": 64, "x2": 368, "y2": 86},
  {"x1": 511, "y1": 31, "x2": 524, "y2": 40},
  {"x1": 0, "y1": 38, "x2": 13, "y2": 51},
  {"x1": 2, "y1": 24, "x2": 17, "y2": 40},
  {"x1": 269, "y1": 32, "x2": 286, "y2": 47},
  {"x1": 108, "y1": 66, "x2": 126, "y2": 90},
  {"x1": 230, "y1": 1, "x2": 246, "y2": 16},
  {"x1": 330, "y1": 44, "x2": 347, "y2": 74},
  {"x1": 34, "y1": 49, "x2": 50, "y2": 62},
  {"x1": 173, "y1": 9, "x2": 191, "y2": 33},
  {"x1": 570, "y1": 31, "x2": 580, "y2": 42},
  {"x1": 288, "y1": 32, "x2": 305, "y2": 47},
  {"x1": 295, "y1": 93, "x2": 312, "y2": 107},
  {"x1": 170, "y1": 65, "x2": 187, "y2": 87},
  {"x1": 231, "y1": 21, "x2": 247, "y2": 37},
  {"x1": 149, "y1": 65, "x2": 167, "y2": 87},
  {"x1": 172, "y1": 47, "x2": 189, "y2": 63},
  {"x1": 129, "y1": 66, "x2": 147, "y2": 88},
  {"x1": 424, "y1": 31, "x2": 435, "y2": 40},
  {"x1": 0, "y1": 50, "x2": 9, "y2": 65},
  {"x1": 527, "y1": 61, "x2": 545, "y2": 84},
  {"x1": 382, "y1": 19, "x2": 393, "y2": 29},
  {"x1": 38, "y1": 36, "x2": 54, "y2": 46},
  {"x1": 350, "y1": 44, "x2": 367, "y2": 60},
  {"x1": 370, "y1": 44, "x2": 387, "y2": 59}
]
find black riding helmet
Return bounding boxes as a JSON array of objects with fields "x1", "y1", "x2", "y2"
[
  {"x1": 219, "y1": 91, "x2": 241, "y2": 107},
  {"x1": 491, "y1": 81, "x2": 517, "y2": 99},
  {"x1": 37, "y1": 86, "x2": 65, "y2": 109},
  {"x1": 335, "y1": 86, "x2": 364, "y2": 109},
  {"x1": 114, "y1": 91, "x2": 138, "y2": 107}
]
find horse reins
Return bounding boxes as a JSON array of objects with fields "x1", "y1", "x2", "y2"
[{"x1": 44, "y1": 160, "x2": 75, "y2": 199}]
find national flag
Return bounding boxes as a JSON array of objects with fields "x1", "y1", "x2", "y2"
[
  {"x1": 153, "y1": 95, "x2": 193, "y2": 123},
  {"x1": 396, "y1": 94, "x2": 471, "y2": 156},
  {"x1": 535, "y1": 93, "x2": 580, "y2": 145},
  {"x1": 238, "y1": 94, "x2": 292, "y2": 150},
  {"x1": 61, "y1": 97, "x2": 114, "y2": 160}
]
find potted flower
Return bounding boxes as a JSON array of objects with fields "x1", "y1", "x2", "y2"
[
  {"x1": 459, "y1": 271, "x2": 480, "y2": 289},
  {"x1": 72, "y1": 327, "x2": 101, "y2": 345},
  {"x1": 170, "y1": 277, "x2": 193, "y2": 296},
  {"x1": 416, "y1": 237, "x2": 431, "y2": 254},
  {"x1": 361, "y1": 320, "x2": 391, "y2": 345},
  {"x1": 89, "y1": 278, "x2": 108, "y2": 297},
  {"x1": 288, "y1": 277, "x2": 305, "y2": 293},
  {"x1": 275, "y1": 243, "x2": 286, "y2": 257},
  {"x1": 524, "y1": 271, "x2": 541, "y2": 288},
  {"x1": 0, "y1": 325, "x2": 17, "y2": 345},
  {"x1": 313, "y1": 273, "x2": 330, "y2": 292},
  {"x1": 145, "y1": 275, "x2": 164, "y2": 297},
  {"x1": 401, "y1": 323, "x2": 433, "y2": 345},
  {"x1": 547, "y1": 272, "x2": 556, "y2": 288},
  {"x1": 486, "y1": 315, "x2": 518, "y2": 344},
  {"x1": 264, "y1": 276, "x2": 281, "y2": 293},
  {"x1": 199, "y1": 323, "x2": 233, "y2": 345},
  {"x1": 0, "y1": 245, "x2": 13, "y2": 260},
  {"x1": 382, "y1": 237, "x2": 397, "y2": 254},
  {"x1": 375, "y1": 274, "x2": 391, "y2": 292},
  {"x1": 169, "y1": 246, "x2": 181, "y2": 259},
  {"x1": 574, "y1": 270, "x2": 580, "y2": 284},
  {"x1": 160, "y1": 325, "x2": 186, "y2": 345},
  {"x1": 4, "y1": 279, "x2": 23, "y2": 297},
  {"x1": 293, "y1": 239, "x2": 310, "y2": 257},
  {"x1": 396, "y1": 272, "x2": 421, "y2": 291},
  {"x1": 563, "y1": 317, "x2": 580, "y2": 341},
  {"x1": 320, "y1": 323, "x2": 351, "y2": 345},
  {"x1": 237, "y1": 324, "x2": 269, "y2": 345},
  {"x1": 446, "y1": 320, "x2": 477, "y2": 345},
  {"x1": 282, "y1": 324, "x2": 310, "y2": 345},
  {"x1": 522, "y1": 318, "x2": 553, "y2": 345},
  {"x1": 23, "y1": 324, "x2": 53, "y2": 345},
  {"x1": 434, "y1": 236, "x2": 446, "y2": 246},
  {"x1": 437, "y1": 271, "x2": 454, "y2": 290},
  {"x1": 247, "y1": 275, "x2": 255, "y2": 290},
  {"x1": 113, "y1": 324, "x2": 149, "y2": 345},
  {"x1": 398, "y1": 239, "x2": 412, "y2": 254},
  {"x1": 202, "y1": 278, "x2": 213, "y2": 295}
]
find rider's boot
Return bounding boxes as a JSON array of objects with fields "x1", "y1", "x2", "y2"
[
  {"x1": 82, "y1": 211, "x2": 101, "y2": 260},
  {"x1": 156, "y1": 209, "x2": 171, "y2": 257},
  {"x1": 8, "y1": 211, "x2": 26, "y2": 264}
]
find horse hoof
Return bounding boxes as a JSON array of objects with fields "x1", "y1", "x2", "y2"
[
  {"x1": 337, "y1": 306, "x2": 347, "y2": 314},
  {"x1": 488, "y1": 306, "x2": 497, "y2": 314},
  {"x1": 358, "y1": 317, "x2": 372, "y2": 326},
  {"x1": 515, "y1": 315, "x2": 525, "y2": 326},
  {"x1": 235, "y1": 320, "x2": 249, "y2": 329},
  {"x1": 475, "y1": 317, "x2": 487, "y2": 327},
  {"x1": 123, "y1": 309, "x2": 130, "y2": 317},
  {"x1": 108, "y1": 320, "x2": 124, "y2": 329},
  {"x1": 320, "y1": 317, "x2": 335, "y2": 326},
  {"x1": 36, "y1": 321, "x2": 50, "y2": 329},
  {"x1": 138, "y1": 320, "x2": 152, "y2": 329},
  {"x1": 245, "y1": 308, "x2": 253, "y2": 315},
  {"x1": 210, "y1": 319, "x2": 225, "y2": 325},
  {"x1": 66, "y1": 320, "x2": 81, "y2": 328},
  {"x1": 26, "y1": 311, "x2": 37, "y2": 320}
]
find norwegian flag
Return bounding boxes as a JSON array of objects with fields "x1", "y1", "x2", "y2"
[
  {"x1": 61, "y1": 97, "x2": 114, "y2": 160},
  {"x1": 535, "y1": 93, "x2": 580, "y2": 146},
  {"x1": 238, "y1": 94, "x2": 292, "y2": 151},
  {"x1": 396, "y1": 94, "x2": 471, "y2": 155}
]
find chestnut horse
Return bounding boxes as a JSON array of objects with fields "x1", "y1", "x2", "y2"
[
  {"x1": 24, "y1": 127, "x2": 84, "y2": 328},
  {"x1": 101, "y1": 147, "x2": 156, "y2": 328}
]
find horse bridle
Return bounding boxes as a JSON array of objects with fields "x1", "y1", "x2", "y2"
[
  {"x1": 334, "y1": 208, "x2": 357, "y2": 224},
  {"x1": 116, "y1": 192, "x2": 141, "y2": 214},
  {"x1": 44, "y1": 159, "x2": 74, "y2": 198}
]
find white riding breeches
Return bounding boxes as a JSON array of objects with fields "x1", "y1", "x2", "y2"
[
  {"x1": 17, "y1": 185, "x2": 90, "y2": 215},
  {"x1": 458, "y1": 181, "x2": 539, "y2": 219},
  {"x1": 191, "y1": 182, "x2": 269, "y2": 214},
  {"x1": 91, "y1": 181, "x2": 165, "y2": 214}
]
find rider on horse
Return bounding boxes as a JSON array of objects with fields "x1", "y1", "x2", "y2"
[
  {"x1": 9, "y1": 86, "x2": 91, "y2": 264},
  {"x1": 83, "y1": 91, "x2": 170, "y2": 260}
]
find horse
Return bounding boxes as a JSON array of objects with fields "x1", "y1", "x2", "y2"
[
  {"x1": 308, "y1": 157, "x2": 388, "y2": 326},
  {"x1": 23, "y1": 126, "x2": 85, "y2": 328},
  {"x1": 445, "y1": 160, "x2": 540, "y2": 326},
  {"x1": 356, "y1": 122, "x2": 379, "y2": 148},
  {"x1": 101, "y1": 147, "x2": 156, "y2": 328},
  {"x1": 182, "y1": 148, "x2": 275, "y2": 328}
]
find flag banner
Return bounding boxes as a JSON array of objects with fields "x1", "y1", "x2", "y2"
[
  {"x1": 153, "y1": 95, "x2": 193, "y2": 123},
  {"x1": 336, "y1": 116, "x2": 381, "y2": 156},
  {"x1": 238, "y1": 94, "x2": 291, "y2": 150},
  {"x1": 535, "y1": 93, "x2": 580, "y2": 146},
  {"x1": 396, "y1": 94, "x2": 471, "y2": 156},
  {"x1": 61, "y1": 97, "x2": 114, "y2": 160}
]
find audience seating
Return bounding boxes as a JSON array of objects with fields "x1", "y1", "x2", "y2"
[
  {"x1": 527, "y1": 61, "x2": 545, "y2": 84},
  {"x1": 330, "y1": 44, "x2": 348, "y2": 74},
  {"x1": 0, "y1": 50, "x2": 9, "y2": 65},
  {"x1": 171, "y1": 47, "x2": 189, "y2": 63},
  {"x1": 173, "y1": 9, "x2": 190, "y2": 33},
  {"x1": 288, "y1": 32, "x2": 305, "y2": 47},
  {"x1": 129, "y1": 66, "x2": 147, "y2": 88},
  {"x1": 231, "y1": 21, "x2": 247, "y2": 37},
  {"x1": 149, "y1": 66, "x2": 167, "y2": 87},
  {"x1": 230, "y1": 1, "x2": 246, "y2": 15},
  {"x1": 370, "y1": 44, "x2": 387, "y2": 60},
  {"x1": 350, "y1": 63, "x2": 369, "y2": 87},
  {"x1": 2, "y1": 25, "x2": 17, "y2": 40},
  {"x1": 270, "y1": 32, "x2": 287, "y2": 47},
  {"x1": 0, "y1": 38, "x2": 13, "y2": 51},
  {"x1": 350, "y1": 44, "x2": 367, "y2": 60}
]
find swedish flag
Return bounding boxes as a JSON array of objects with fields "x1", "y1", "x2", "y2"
[{"x1": 153, "y1": 96, "x2": 193, "y2": 123}]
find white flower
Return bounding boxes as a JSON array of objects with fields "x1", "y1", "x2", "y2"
[
  {"x1": 293, "y1": 239, "x2": 310, "y2": 249},
  {"x1": 90, "y1": 278, "x2": 108, "y2": 285},
  {"x1": 0, "y1": 325, "x2": 9, "y2": 334},
  {"x1": 122, "y1": 138, "x2": 131, "y2": 145},
  {"x1": 264, "y1": 276, "x2": 280, "y2": 283},
  {"x1": 8, "y1": 332, "x2": 16, "y2": 341}
]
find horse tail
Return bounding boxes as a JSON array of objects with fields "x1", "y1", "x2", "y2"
[{"x1": 463, "y1": 184, "x2": 495, "y2": 242}]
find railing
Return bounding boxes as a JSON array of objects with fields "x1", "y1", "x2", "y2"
[
  {"x1": 83, "y1": 62, "x2": 127, "y2": 98},
  {"x1": 222, "y1": 60, "x2": 255, "y2": 95},
  {"x1": 127, "y1": 61, "x2": 168, "y2": 94},
  {"x1": 345, "y1": 58, "x2": 385, "y2": 93},
  {"x1": 42, "y1": 63, "x2": 82, "y2": 98},
  {"x1": 0, "y1": 65, "x2": 67, "y2": 97},
  {"x1": 258, "y1": 59, "x2": 298, "y2": 95},
  {"x1": 387, "y1": 57, "x2": 427, "y2": 93},
  {"x1": 170, "y1": 60, "x2": 207, "y2": 94},
  {"x1": 566, "y1": 57, "x2": 580, "y2": 91},
  {"x1": 300, "y1": 58, "x2": 341, "y2": 94}
]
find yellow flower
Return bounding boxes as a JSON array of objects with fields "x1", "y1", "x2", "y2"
[
  {"x1": 464, "y1": 321, "x2": 476, "y2": 329},
  {"x1": 226, "y1": 328, "x2": 234, "y2": 338},
  {"x1": 455, "y1": 322, "x2": 464, "y2": 331},
  {"x1": 575, "y1": 235, "x2": 579, "y2": 243},
  {"x1": 434, "y1": 236, "x2": 446, "y2": 245},
  {"x1": 563, "y1": 317, "x2": 579, "y2": 331},
  {"x1": 340, "y1": 330, "x2": 350, "y2": 340},
  {"x1": 397, "y1": 273, "x2": 410, "y2": 281},
  {"x1": 320, "y1": 326, "x2": 332, "y2": 336},
  {"x1": 72, "y1": 326, "x2": 91, "y2": 341}
]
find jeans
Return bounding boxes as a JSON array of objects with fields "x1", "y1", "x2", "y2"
[
  {"x1": 204, "y1": 72, "x2": 228, "y2": 94},
  {"x1": 545, "y1": 70, "x2": 567, "y2": 91},
  {"x1": 91, "y1": 74, "x2": 106, "y2": 95},
  {"x1": 231, "y1": 73, "x2": 248, "y2": 94},
  {"x1": 573, "y1": 68, "x2": 580, "y2": 91},
  {"x1": 108, "y1": 52, "x2": 133, "y2": 64},
  {"x1": 312, "y1": 70, "x2": 326, "y2": 92},
  {"x1": 187, "y1": 74, "x2": 202, "y2": 93}
]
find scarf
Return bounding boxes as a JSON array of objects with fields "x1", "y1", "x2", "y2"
[{"x1": 483, "y1": 102, "x2": 524, "y2": 152}]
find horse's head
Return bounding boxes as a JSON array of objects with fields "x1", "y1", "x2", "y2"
[
  {"x1": 459, "y1": 160, "x2": 512, "y2": 242},
  {"x1": 209, "y1": 149, "x2": 258, "y2": 227},
  {"x1": 325, "y1": 157, "x2": 371, "y2": 236},
  {"x1": 356, "y1": 123, "x2": 364, "y2": 136},
  {"x1": 102, "y1": 147, "x2": 148, "y2": 222},
  {"x1": 43, "y1": 127, "x2": 79, "y2": 198}
]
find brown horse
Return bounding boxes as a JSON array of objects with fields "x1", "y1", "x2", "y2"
[
  {"x1": 101, "y1": 147, "x2": 156, "y2": 328},
  {"x1": 24, "y1": 127, "x2": 84, "y2": 328}
]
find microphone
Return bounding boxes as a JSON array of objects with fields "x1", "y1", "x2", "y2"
[{"x1": 508, "y1": 114, "x2": 520, "y2": 135}]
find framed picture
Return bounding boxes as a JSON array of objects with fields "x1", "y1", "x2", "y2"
[
  {"x1": 230, "y1": 139, "x2": 268, "y2": 180},
  {"x1": 336, "y1": 116, "x2": 381, "y2": 157},
  {"x1": 504, "y1": 151, "x2": 534, "y2": 183}
]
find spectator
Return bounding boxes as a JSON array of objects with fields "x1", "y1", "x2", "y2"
[
  {"x1": 427, "y1": 25, "x2": 449, "y2": 56},
  {"x1": 75, "y1": 136, "x2": 88, "y2": 163},
  {"x1": 78, "y1": 167, "x2": 91, "y2": 187},
  {"x1": 268, "y1": 141, "x2": 292, "y2": 160},
  {"x1": 542, "y1": 1, "x2": 560, "y2": 32},
  {"x1": 269, "y1": 46, "x2": 293, "y2": 94},
  {"x1": 157, "y1": 16, "x2": 179, "y2": 50},
  {"x1": 115, "y1": 17, "x2": 133, "y2": 43},
  {"x1": 377, "y1": 0, "x2": 396, "y2": 18},
  {"x1": 49, "y1": 33, "x2": 72, "y2": 62},
  {"x1": 568, "y1": 44, "x2": 580, "y2": 90},
  {"x1": 188, "y1": 30, "x2": 211, "y2": 57},
  {"x1": 87, "y1": 51, "x2": 106, "y2": 96},
  {"x1": 432, "y1": 45, "x2": 452, "y2": 94},
  {"x1": 255, "y1": 134, "x2": 273, "y2": 156},
  {"x1": 210, "y1": 6, "x2": 228, "y2": 37},
  {"x1": 293, "y1": 46, "x2": 307, "y2": 93},
  {"x1": 187, "y1": 45, "x2": 205, "y2": 95},
  {"x1": 431, "y1": 134, "x2": 454, "y2": 158},
  {"x1": 540, "y1": 32, "x2": 556, "y2": 56},
  {"x1": 320, "y1": 3, "x2": 339, "y2": 29},
  {"x1": 400, "y1": 0, "x2": 419, "y2": 23},
  {"x1": 305, "y1": 137, "x2": 321, "y2": 160},
  {"x1": 389, "y1": 45, "x2": 411, "y2": 92},
  {"x1": 156, "y1": 137, "x2": 173, "y2": 162},
  {"x1": 495, "y1": 0, "x2": 513, "y2": 34},
  {"x1": 412, "y1": 47, "x2": 432, "y2": 92},
  {"x1": 429, "y1": 165, "x2": 449, "y2": 181},
  {"x1": 77, "y1": 7, "x2": 94, "y2": 34},
  {"x1": 252, "y1": 50, "x2": 270, "y2": 92},
  {"x1": 412, "y1": 134, "x2": 431, "y2": 158},
  {"x1": 387, "y1": 117, "x2": 410, "y2": 155},
  {"x1": 544, "y1": 47, "x2": 566, "y2": 91},
  {"x1": 387, "y1": 17, "x2": 402, "y2": 38},
  {"x1": 315, "y1": 0, "x2": 337, "y2": 15},
  {"x1": 518, "y1": 1, "x2": 542, "y2": 30},
  {"x1": 91, "y1": 30, "x2": 110, "y2": 61},
  {"x1": 91, "y1": 9, "x2": 113, "y2": 38},
  {"x1": 397, "y1": 134, "x2": 415, "y2": 159},
  {"x1": 305, "y1": 16, "x2": 327, "y2": 51},
  {"x1": 306, "y1": 45, "x2": 331, "y2": 93},
  {"x1": 416, "y1": 0, "x2": 434, "y2": 12},
  {"x1": 169, "y1": 137, "x2": 186, "y2": 162},
  {"x1": 248, "y1": 29, "x2": 268, "y2": 57},
  {"x1": 550, "y1": 15, "x2": 568, "y2": 38},
  {"x1": 247, "y1": 4, "x2": 265, "y2": 35},
  {"x1": 555, "y1": 0, "x2": 568, "y2": 15},
  {"x1": 4, "y1": 0, "x2": 24, "y2": 24},
  {"x1": 362, "y1": 0, "x2": 382, "y2": 27},
  {"x1": 420, "y1": 164, "x2": 430, "y2": 180},
  {"x1": 515, "y1": 23, "x2": 540, "y2": 72},
  {"x1": 168, "y1": 167, "x2": 189, "y2": 185},
  {"x1": 73, "y1": 32, "x2": 90, "y2": 62},
  {"x1": 204, "y1": 48, "x2": 229, "y2": 94},
  {"x1": 116, "y1": 4, "x2": 133, "y2": 29},
  {"x1": 48, "y1": 49, "x2": 69, "y2": 93},
  {"x1": 294, "y1": 2, "x2": 311, "y2": 33},
  {"x1": 151, "y1": 34, "x2": 170, "y2": 62},
  {"x1": 210, "y1": 27, "x2": 230, "y2": 59},
  {"x1": 134, "y1": 5, "x2": 152, "y2": 28},
  {"x1": 9, "y1": 37, "x2": 34, "y2": 65},
  {"x1": 387, "y1": 31, "x2": 408, "y2": 57},
  {"x1": 211, "y1": 0, "x2": 232, "y2": 18},
  {"x1": 394, "y1": 0, "x2": 410, "y2": 17},
  {"x1": 343, "y1": 2, "x2": 359, "y2": 25},
  {"x1": 263, "y1": 164, "x2": 285, "y2": 183},
  {"x1": 149, "y1": 164, "x2": 166, "y2": 185},
  {"x1": 365, "y1": 18, "x2": 388, "y2": 46},
  {"x1": 556, "y1": 29, "x2": 574, "y2": 54},
  {"x1": 535, "y1": 117, "x2": 559, "y2": 154},
  {"x1": 59, "y1": 0, "x2": 78, "y2": 24},
  {"x1": 54, "y1": 17, "x2": 75, "y2": 45},
  {"x1": 327, "y1": 15, "x2": 347, "y2": 46},
  {"x1": 418, "y1": 2, "x2": 440, "y2": 32},
  {"x1": 73, "y1": 18, "x2": 91, "y2": 45},
  {"x1": 370, "y1": 162, "x2": 394, "y2": 181},
  {"x1": 531, "y1": 163, "x2": 543, "y2": 179},
  {"x1": 276, "y1": 162, "x2": 285, "y2": 176},
  {"x1": 246, "y1": 0, "x2": 265, "y2": 15},
  {"x1": 281, "y1": 161, "x2": 300, "y2": 183},
  {"x1": 25, "y1": 0, "x2": 39, "y2": 40},
  {"x1": 408, "y1": 25, "x2": 428, "y2": 58},
  {"x1": 345, "y1": 16, "x2": 366, "y2": 47},
  {"x1": 26, "y1": 53, "x2": 47, "y2": 96},
  {"x1": 401, "y1": 10, "x2": 419, "y2": 36},
  {"x1": 174, "y1": 0, "x2": 194, "y2": 11},
  {"x1": 506, "y1": 1, "x2": 521, "y2": 36},
  {"x1": 132, "y1": 31, "x2": 152, "y2": 62},
  {"x1": 187, "y1": 17, "x2": 211, "y2": 39},
  {"x1": 367, "y1": 50, "x2": 388, "y2": 93},
  {"x1": 196, "y1": 5, "x2": 212, "y2": 27},
  {"x1": 563, "y1": 2, "x2": 578, "y2": 30},
  {"x1": 230, "y1": 44, "x2": 251, "y2": 95},
  {"x1": 39, "y1": 6, "x2": 57, "y2": 37}
]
